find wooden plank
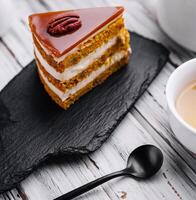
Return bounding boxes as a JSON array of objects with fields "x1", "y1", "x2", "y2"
[
  {"x1": 0, "y1": 42, "x2": 22, "y2": 90},
  {"x1": 2, "y1": 20, "x2": 33, "y2": 67}
]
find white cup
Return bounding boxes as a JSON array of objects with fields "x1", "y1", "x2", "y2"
[
  {"x1": 157, "y1": 0, "x2": 196, "y2": 52},
  {"x1": 166, "y1": 59, "x2": 196, "y2": 153},
  {"x1": 0, "y1": 0, "x2": 16, "y2": 36}
]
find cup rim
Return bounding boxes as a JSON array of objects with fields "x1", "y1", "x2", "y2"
[{"x1": 166, "y1": 58, "x2": 196, "y2": 134}]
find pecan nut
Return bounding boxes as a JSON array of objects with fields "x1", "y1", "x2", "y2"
[{"x1": 47, "y1": 13, "x2": 82, "y2": 36}]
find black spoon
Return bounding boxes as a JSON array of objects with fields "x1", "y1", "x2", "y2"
[{"x1": 54, "y1": 145, "x2": 163, "y2": 200}]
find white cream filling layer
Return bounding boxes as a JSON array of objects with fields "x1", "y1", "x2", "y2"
[
  {"x1": 35, "y1": 36, "x2": 118, "y2": 82},
  {"x1": 38, "y1": 51, "x2": 126, "y2": 102}
]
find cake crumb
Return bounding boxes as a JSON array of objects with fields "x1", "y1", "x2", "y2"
[{"x1": 118, "y1": 191, "x2": 127, "y2": 199}]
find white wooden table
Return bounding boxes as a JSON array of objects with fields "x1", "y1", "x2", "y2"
[{"x1": 1, "y1": 0, "x2": 196, "y2": 200}]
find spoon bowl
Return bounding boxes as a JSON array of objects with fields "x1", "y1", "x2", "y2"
[{"x1": 125, "y1": 145, "x2": 163, "y2": 179}]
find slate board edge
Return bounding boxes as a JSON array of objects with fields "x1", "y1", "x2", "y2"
[{"x1": 0, "y1": 31, "x2": 170, "y2": 193}]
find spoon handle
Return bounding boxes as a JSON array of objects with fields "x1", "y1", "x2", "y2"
[{"x1": 54, "y1": 170, "x2": 125, "y2": 200}]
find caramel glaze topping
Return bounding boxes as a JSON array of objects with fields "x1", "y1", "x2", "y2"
[{"x1": 29, "y1": 7, "x2": 124, "y2": 57}]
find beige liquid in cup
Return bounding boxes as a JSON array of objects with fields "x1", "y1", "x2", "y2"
[{"x1": 176, "y1": 81, "x2": 196, "y2": 129}]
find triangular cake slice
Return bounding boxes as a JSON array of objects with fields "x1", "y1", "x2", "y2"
[{"x1": 29, "y1": 7, "x2": 131, "y2": 109}]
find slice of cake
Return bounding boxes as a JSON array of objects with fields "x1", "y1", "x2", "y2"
[{"x1": 29, "y1": 7, "x2": 131, "y2": 109}]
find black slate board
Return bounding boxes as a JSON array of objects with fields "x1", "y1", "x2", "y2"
[{"x1": 0, "y1": 32, "x2": 169, "y2": 193}]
